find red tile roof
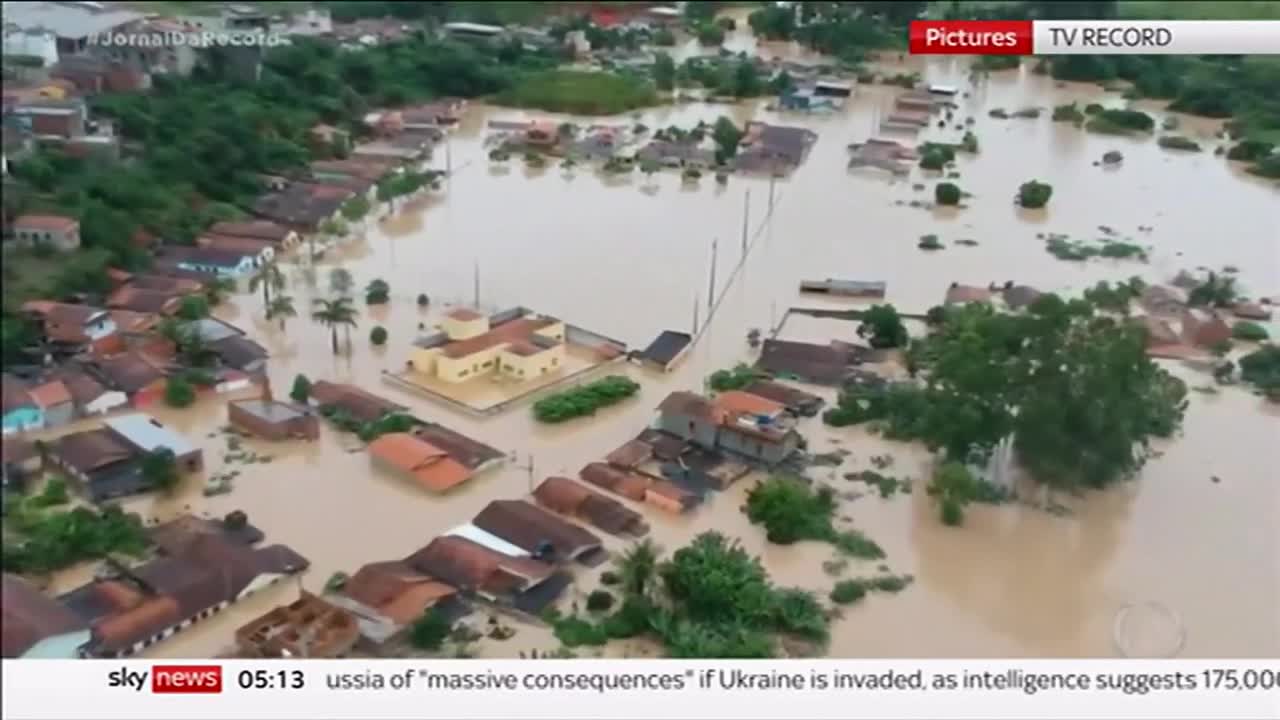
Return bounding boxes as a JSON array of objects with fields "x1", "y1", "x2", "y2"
[
  {"x1": 368, "y1": 433, "x2": 472, "y2": 492},
  {"x1": 14, "y1": 214, "x2": 78, "y2": 232},
  {"x1": 440, "y1": 317, "x2": 558, "y2": 359}
]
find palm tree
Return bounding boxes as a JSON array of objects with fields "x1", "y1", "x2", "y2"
[
  {"x1": 247, "y1": 261, "x2": 285, "y2": 311},
  {"x1": 311, "y1": 297, "x2": 359, "y2": 354},
  {"x1": 616, "y1": 539, "x2": 660, "y2": 599},
  {"x1": 204, "y1": 277, "x2": 236, "y2": 305},
  {"x1": 266, "y1": 294, "x2": 297, "y2": 331}
]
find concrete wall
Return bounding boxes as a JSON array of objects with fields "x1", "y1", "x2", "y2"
[
  {"x1": 655, "y1": 411, "x2": 718, "y2": 450},
  {"x1": 718, "y1": 427, "x2": 797, "y2": 465},
  {"x1": 498, "y1": 344, "x2": 565, "y2": 380}
]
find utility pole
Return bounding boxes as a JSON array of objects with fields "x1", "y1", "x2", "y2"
[
  {"x1": 692, "y1": 294, "x2": 700, "y2": 336},
  {"x1": 511, "y1": 452, "x2": 536, "y2": 493},
  {"x1": 707, "y1": 238, "x2": 718, "y2": 314},
  {"x1": 767, "y1": 167, "x2": 776, "y2": 216},
  {"x1": 473, "y1": 261, "x2": 480, "y2": 308},
  {"x1": 741, "y1": 189, "x2": 751, "y2": 257}
]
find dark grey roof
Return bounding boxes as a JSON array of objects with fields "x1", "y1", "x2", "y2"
[{"x1": 640, "y1": 330, "x2": 691, "y2": 366}]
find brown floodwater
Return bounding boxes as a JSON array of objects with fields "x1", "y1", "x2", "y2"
[{"x1": 32, "y1": 34, "x2": 1279, "y2": 659}]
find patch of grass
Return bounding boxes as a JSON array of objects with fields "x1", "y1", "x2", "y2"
[
  {"x1": 533, "y1": 375, "x2": 640, "y2": 423},
  {"x1": 829, "y1": 574, "x2": 914, "y2": 605}
]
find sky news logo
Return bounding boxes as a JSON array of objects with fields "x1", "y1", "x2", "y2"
[{"x1": 107, "y1": 665, "x2": 223, "y2": 694}]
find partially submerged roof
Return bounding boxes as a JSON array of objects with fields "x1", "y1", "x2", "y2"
[
  {"x1": 445, "y1": 523, "x2": 530, "y2": 558},
  {"x1": 2, "y1": 574, "x2": 88, "y2": 658},
  {"x1": 945, "y1": 284, "x2": 993, "y2": 305},
  {"x1": 103, "y1": 414, "x2": 196, "y2": 457},
  {"x1": 341, "y1": 561, "x2": 456, "y2": 626},
  {"x1": 472, "y1": 500, "x2": 602, "y2": 557},
  {"x1": 92, "y1": 352, "x2": 166, "y2": 393},
  {"x1": 404, "y1": 536, "x2": 552, "y2": 595},
  {"x1": 740, "y1": 379, "x2": 823, "y2": 410},
  {"x1": 368, "y1": 433, "x2": 472, "y2": 492},
  {"x1": 51, "y1": 429, "x2": 134, "y2": 473},
  {"x1": 639, "y1": 330, "x2": 692, "y2": 367}
]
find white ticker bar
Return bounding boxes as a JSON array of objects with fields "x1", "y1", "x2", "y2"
[{"x1": 1034, "y1": 20, "x2": 1280, "y2": 55}]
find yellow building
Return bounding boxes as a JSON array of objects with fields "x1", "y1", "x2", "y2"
[{"x1": 410, "y1": 308, "x2": 566, "y2": 384}]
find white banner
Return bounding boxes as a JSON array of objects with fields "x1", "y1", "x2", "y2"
[
  {"x1": 1034, "y1": 20, "x2": 1280, "y2": 55},
  {"x1": 3, "y1": 659, "x2": 1279, "y2": 719}
]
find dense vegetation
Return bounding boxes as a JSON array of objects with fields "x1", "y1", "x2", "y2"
[
  {"x1": 1017, "y1": 180, "x2": 1053, "y2": 209},
  {"x1": 856, "y1": 305, "x2": 909, "y2": 349},
  {"x1": 494, "y1": 69, "x2": 658, "y2": 115},
  {"x1": 533, "y1": 375, "x2": 640, "y2": 423},
  {"x1": 1239, "y1": 345, "x2": 1280, "y2": 399},
  {"x1": 745, "y1": 476, "x2": 885, "y2": 559},
  {"x1": 748, "y1": 2, "x2": 920, "y2": 62},
  {"x1": 550, "y1": 533, "x2": 830, "y2": 657},
  {"x1": 825, "y1": 298, "x2": 1187, "y2": 494},
  {"x1": 2, "y1": 504, "x2": 148, "y2": 574}
]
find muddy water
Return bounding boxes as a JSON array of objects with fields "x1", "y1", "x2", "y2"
[{"x1": 36, "y1": 46, "x2": 1277, "y2": 658}]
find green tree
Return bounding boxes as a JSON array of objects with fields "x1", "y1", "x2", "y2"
[
  {"x1": 370, "y1": 325, "x2": 388, "y2": 345},
  {"x1": 141, "y1": 448, "x2": 180, "y2": 490},
  {"x1": 1017, "y1": 180, "x2": 1053, "y2": 209},
  {"x1": 653, "y1": 52, "x2": 676, "y2": 91},
  {"x1": 857, "y1": 304, "x2": 909, "y2": 349},
  {"x1": 927, "y1": 462, "x2": 980, "y2": 526},
  {"x1": 616, "y1": 539, "x2": 660, "y2": 599},
  {"x1": 712, "y1": 117, "x2": 743, "y2": 162},
  {"x1": 311, "y1": 296, "x2": 359, "y2": 354},
  {"x1": 176, "y1": 295, "x2": 210, "y2": 320},
  {"x1": 204, "y1": 277, "x2": 236, "y2": 305},
  {"x1": 266, "y1": 294, "x2": 297, "y2": 330},
  {"x1": 935, "y1": 182, "x2": 962, "y2": 206},
  {"x1": 745, "y1": 475, "x2": 836, "y2": 545},
  {"x1": 248, "y1": 261, "x2": 286, "y2": 310},
  {"x1": 732, "y1": 59, "x2": 762, "y2": 97},
  {"x1": 1187, "y1": 272, "x2": 1238, "y2": 308},
  {"x1": 1232, "y1": 322, "x2": 1269, "y2": 342},
  {"x1": 163, "y1": 377, "x2": 196, "y2": 408},
  {"x1": 329, "y1": 267, "x2": 354, "y2": 296},
  {"x1": 696, "y1": 23, "x2": 726, "y2": 46},
  {"x1": 409, "y1": 608, "x2": 452, "y2": 651},
  {"x1": 365, "y1": 278, "x2": 390, "y2": 304},
  {"x1": 290, "y1": 373, "x2": 311, "y2": 403},
  {"x1": 340, "y1": 195, "x2": 371, "y2": 221}
]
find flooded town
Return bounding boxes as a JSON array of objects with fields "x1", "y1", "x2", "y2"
[{"x1": 2, "y1": 1, "x2": 1278, "y2": 664}]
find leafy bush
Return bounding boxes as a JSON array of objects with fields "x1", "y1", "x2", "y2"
[
  {"x1": 696, "y1": 22, "x2": 725, "y2": 46},
  {"x1": 30, "y1": 477, "x2": 70, "y2": 508},
  {"x1": 1052, "y1": 102, "x2": 1085, "y2": 124},
  {"x1": 919, "y1": 144, "x2": 955, "y2": 170},
  {"x1": 830, "y1": 580, "x2": 868, "y2": 605},
  {"x1": 176, "y1": 295, "x2": 210, "y2": 320},
  {"x1": 745, "y1": 476, "x2": 837, "y2": 545},
  {"x1": 934, "y1": 182, "x2": 961, "y2": 206},
  {"x1": 141, "y1": 448, "x2": 179, "y2": 491},
  {"x1": 917, "y1": 234, "x2": 944, "y2": 251},
  {"x1": 533, "y1": 375, "x2": 640, "y2": 423},
  {"x1": 164, "y1": 376, "x2": 196, "y2": 408},
  {"x1": 290, "y1": 374, "x2": 311, "y2": 403},
  {"x1": 1239, "y1": 345, "x2": 1280, "y2": 399},
  {"x1": 365, "y1": 278, "x2": 390, "y2": 304},
  {"x1": 1086, "y1": 109, "x2": 1155, "y2": 134},
  {"x1": 708, "y1": 363, "x2": 758, "y2": 392},
  {"x1": 370, "y1": 325, "x2": 388, "y2": 345},
  {"x1": 1226, "y1": 140, "x2": 1274, "y2": 162},
  {"x1": 1157, "y1": 135, "x2": 1202, "y2": 151},
  {"x1": 553, "y1": 616, "x2": 609, "y2": 647},
  {"x1": 1017, "y1": 180, "x2": 1053, "y2": 209},
  {"x1": 857, "y1": 304, "x2": 908, "y2": 349},
  {"x1": 1, "y1": 504, "x2": 147, "y2": 574},
  {"x1": 1232, "y1": 322, "x2": 1269, "y2": 342},
  {"x1": 586, "y1": 590, "x2": 616, "y2": 612},
  {"x1": 410, "y1": 608, "x2": 453, "y2": 651},
  {"x1": 417, "y1": 293, "x2": 430, "y2": 307}
]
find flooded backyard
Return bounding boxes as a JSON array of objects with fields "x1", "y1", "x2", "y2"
[{"x1": 35, "y1": 35, "x2": 1278, "y2": 660}]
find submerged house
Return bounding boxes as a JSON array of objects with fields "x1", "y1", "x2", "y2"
[
  {"x1": 234, "y1": 592, "x2": 359, "y2": 659},
  {"x1": 208, "y1": 220, "x2": 300, "y2": 251},
  {"x1": 309, "y1": 381, "x2": 406, "y2": 424},
  {"x1": 402, "y1": 535, "x2": 566, "y2": 615},
  {"x1": 798, "y1": 279, "x2": 887, "y2": 298},
  {"x1": 62, "y1": 535, "x2": 309, "y2": 658},
  {"x1": 367, "y1": 432, "x2": 473, "y2": 494},
  {"x1": 227, "y1": 397, "x2": 319, "y2": 441},
  {"x1": 471, "y1": 500, "x2": 604, "y2": 565},
  {"x1": 20, "y1": 301, "x2": 121, "y2": 355},
  {"x1": 532, "y1": 476, "x2": 649, "y2": 537},
  {"x1": 741, "y1": 379, "x2": 824, "y2": 417},
  {"x1": 328, "y1": 560, "x2": 460, "y2": 650},
  {"x1": 756, "y1": 339, "x2": 867, "y2": 386},
  {"x1": 2, "y1": 375, "x2": 43, "y2": 435},
  {"x1": 2, "y1": 574, "x2": 90, "y2": 658},
  {"x1": 638, "y1": 330, "x2": 692, "y2": 372},
  {"x1": 409, "y1": 307, "x2": 566, "y2": 384},
  {"x1": 734, "y1": 122, "x2": 817, "y2": 173},
  {"x1": 49, "y1": 413, "x2": 202, "y2": 501},
  {"x1": 654, "y1": 390, "x2": 801, "y2": 466}
]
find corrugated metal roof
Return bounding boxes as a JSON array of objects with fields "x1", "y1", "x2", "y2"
[
  {"x1": 103, "y1": 414, "x2": 196, "y2": 456},
  {"x1": 445, "y1": 524, "x2": 530, "y2": 559}
]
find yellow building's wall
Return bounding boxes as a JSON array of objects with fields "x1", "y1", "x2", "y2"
[
  {"x1": 440, "y1": 314, "x2": 490, "y2": 340},
  {"x1": 498, "y1": 343, "x2": 566, "y2": 380},
  {"x1": 436, "y1": 345, "x2": 504, "y2": 383},
  {"x1": 532, "y1": 322, "x2": 565, "y2": 342},
  {"x1": 410, "y1": 347, "x2": 440, "y2": 374}
]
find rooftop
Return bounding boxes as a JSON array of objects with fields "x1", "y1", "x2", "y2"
[
  {"x1": 2, "y1": 2, "x2": 144, "y2": 40},
  {"x1": 229, "y1": 399, "x2": 308, "y2": 423},
  {"x1": 13, "y1": 214, "x2": 78, "y2": 232},
  {"x1": 103, "y1": 414, "x2": 196, "y2": 457},
  {"x1": 368, "y1": 433, "x2": 472, "y2": 493},
  {"x1": 439, "y1": 315, "x2": 559, "y2": 360}
]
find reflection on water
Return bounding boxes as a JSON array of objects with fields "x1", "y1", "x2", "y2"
[{"x1": 31, "y1": 46, "x2": 1278, "y2": 659}]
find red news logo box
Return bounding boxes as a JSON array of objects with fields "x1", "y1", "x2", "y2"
[
  {"x1": 909, "y1": 21, "x2": 1034, "y2": 55},
  {"x1": 152, "y1": 665, "x2": 223, "y2": 694}
]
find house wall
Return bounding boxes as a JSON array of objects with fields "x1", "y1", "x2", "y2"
[
  {"x1": 644, "y1": 489, "x2": 685, "y2": 514},
  {"x1": 41, "y1": 400, "x2": 75, "y2": 428},
  {"x1": 14, "y1": 226, "x2": 79, "y2": 251},
  {"x1": 409, "y1": 346, "x2": 440, "y2": 375},
  {"x1": 655, "y1": 411, "x2": 718, "y2": 449},
  {"x1": 2, "y1": 407, "x2": 44, "y2": 435},
  {"x1": 436, "y1": 345, "x2": 504, "y2": 382},
  {"x1": 717, "y1": 427, "x2": 797, "y2": 465},
  {"x1": 498, "y1": 344, "x2": 565, "y2": 380},
  {"x1": 80, "y1": 463, "x2": 147, "y2": 502}
]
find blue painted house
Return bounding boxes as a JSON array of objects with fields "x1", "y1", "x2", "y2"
[{"x1": 2, "y1": 375, "x2": 44, "y2": 436}]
